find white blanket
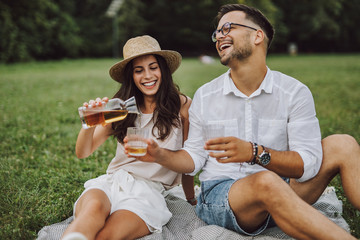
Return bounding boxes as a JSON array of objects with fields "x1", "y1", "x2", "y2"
[{"x1": 37, "y1": 186, "x2": 349, "y2": 240}]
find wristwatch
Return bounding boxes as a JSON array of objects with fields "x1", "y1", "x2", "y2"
[{"x1": 257, "y1": 146, "x2": 271, "y2": 166}]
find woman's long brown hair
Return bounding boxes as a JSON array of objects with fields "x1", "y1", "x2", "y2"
[{"x1": 111, "y1": 55, "x2": 185, "y2": 144}]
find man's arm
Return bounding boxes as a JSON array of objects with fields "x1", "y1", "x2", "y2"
[
  {"x1": 205, "y1": 83, "x2": 321, "y2": 180},
  {"x1": 258, "y1": 145, "x2": 304, "y2": 178},
  {"x1": 205, "y1": 136, "x2": 304, "y2": 178}
]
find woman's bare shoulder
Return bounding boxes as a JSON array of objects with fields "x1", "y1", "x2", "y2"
[
  {"x1": 180, "y1": 95, "x2": 192, "y2": 118},
  {"x1": 180, "y1": 95, "x2": 192, "y2": 108}
]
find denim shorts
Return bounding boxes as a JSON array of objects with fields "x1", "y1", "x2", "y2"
[{"x1": 195, "y1": 177, "x2": 289, "y2": 236}]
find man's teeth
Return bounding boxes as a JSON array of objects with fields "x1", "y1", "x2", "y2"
[
  {"x1": 220, "y1": 43, "x2": 231, "y2": 50},
  {"x1": 143, "y1": 81, "x2": 156, "y2": 86}
]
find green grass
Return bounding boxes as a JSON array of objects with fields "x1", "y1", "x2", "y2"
[{"x1": 1, "y1": 55, "x2": 359, "y2": 239}]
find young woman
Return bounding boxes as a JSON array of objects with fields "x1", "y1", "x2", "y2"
[{"x1": 62, "y1": 35, "x2": 194, "y2": 240}]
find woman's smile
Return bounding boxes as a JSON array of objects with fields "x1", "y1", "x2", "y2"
[
  {"x1": 132, "y1": 55, "x2": 162, "y2": 96},
  {"x1": 142, "y1": 80, "x2": 158, "y2": 88}
]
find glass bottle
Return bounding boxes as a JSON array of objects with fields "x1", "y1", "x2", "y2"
[{"x1": 78, "y1": 96, "x2": 139, "y2": 129}]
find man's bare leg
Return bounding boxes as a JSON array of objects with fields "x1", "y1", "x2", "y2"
[
  {"x1": 290, "y1": 134, "x2": 360, "y2": 209},
  {"x1": 229, "y1": 171, "x2": 356, "y2": 240}
]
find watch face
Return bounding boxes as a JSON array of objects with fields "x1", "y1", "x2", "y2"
[{"x1": 260, "y1": 153, "x2": 271, "y2": 165}]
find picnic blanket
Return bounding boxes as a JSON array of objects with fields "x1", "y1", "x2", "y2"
[{"x1": 37, "y1": 186, "x2": 349, "y2": 240}]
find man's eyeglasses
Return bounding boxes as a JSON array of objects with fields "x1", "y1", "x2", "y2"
[{"x1": 211, "y1": 22, "x2": 257, "y2": 42}]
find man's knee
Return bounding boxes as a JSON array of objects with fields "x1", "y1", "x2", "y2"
[
  {"x1": 252, "y1": 171, "x2": 287, "y2": 195},
  {"x1": 323, "y1": 134, "x2": 359, "y2": 158},
  {"x1": 241, "y1": 171, "x2": 293, "y2": 211}
]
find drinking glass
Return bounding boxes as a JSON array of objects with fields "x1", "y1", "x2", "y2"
[
  {"x1": 203, "y1": 123, "x2": 225, "y2": 141},
  {"x1": 127, "y1": 127, "x2": 149, "y2": 156},
  {"x1": 203, "y1": 123, "x2": 225, "y2": 154}
]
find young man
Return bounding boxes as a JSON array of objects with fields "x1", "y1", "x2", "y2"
[{"x1": 129, "y1": 4, "x2": 360, "y2": 239}]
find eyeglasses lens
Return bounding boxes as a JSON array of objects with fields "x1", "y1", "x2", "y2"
[{"x1": 211, "y1": 22, "x2": 231, "y2": 42}]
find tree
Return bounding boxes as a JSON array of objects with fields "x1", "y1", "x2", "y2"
[
  {"x1": 1, "y1": 0, "x2": 359, "y2": 63},
  {"x1": 0, "y1": 0, "x2": 82, "y2": 62},
  {"x1": 70, "y1": 0, "x2": 113, "y2": 57},
  {"x1": 272, "y1": 0, "x2": 360, "y2": 52}
]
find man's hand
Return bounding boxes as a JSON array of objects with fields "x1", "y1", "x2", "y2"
[{"x1": 204, "y1": 136, "x2": 253, "y2": 164}]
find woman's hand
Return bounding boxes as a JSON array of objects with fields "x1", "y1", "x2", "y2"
[
  {"x1": 80, "y1": 97, "x2": 110, "y2": 128},
  {"x1": 76, "y1": 96, "x2": 111, "y2": 158},
  {"x1": 124, "y1": 137, "x2": 162, "y2": 163},
  {"x1": 83, "y1": 97, "x2": 109, "y2": 108}
]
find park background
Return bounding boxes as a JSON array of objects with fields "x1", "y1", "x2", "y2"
[
  {"x1": 2, "y1": 0, "x2": 360, "y2": 62},
  {"x1": 1, "y1": 0, "x2": 359, "y2": 239}
]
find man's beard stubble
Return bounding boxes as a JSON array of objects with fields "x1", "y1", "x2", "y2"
[{"x1": 220, "y1": 36, "x2": 253, "y2": 66}]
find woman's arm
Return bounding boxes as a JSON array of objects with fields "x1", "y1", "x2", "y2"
[
  {"x1": 76, "y1": 125, "x2": 112, "y2": 159},
  {"x1": 75, "y1": 97, "x2": 113, "y2": 159}
]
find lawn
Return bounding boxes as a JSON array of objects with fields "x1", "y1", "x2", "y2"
[{"x1": 0, "y1": 54, "x2": 359, "y2": 239}]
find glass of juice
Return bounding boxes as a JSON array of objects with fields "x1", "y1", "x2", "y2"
[{"x1": 126, "y1": 127, "x2": 149, "y2": 156}]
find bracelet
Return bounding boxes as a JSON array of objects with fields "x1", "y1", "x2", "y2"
[
  {"x1": 255, "y1": 145, "x2": 265, "y2": 164},
  {"x1": 187, "y1": 198, "x2": 197, "y2": 204},
  {"x1": 248, "y1": 142, "x2": 258, "y2": 165}
]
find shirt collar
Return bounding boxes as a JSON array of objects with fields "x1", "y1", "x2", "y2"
[
  {"x1": 223, "y1": 67, "x2": 273, "y2": 97},
  {"x1": 261, "y1": 67, "x2": 273, "y2": 94}
]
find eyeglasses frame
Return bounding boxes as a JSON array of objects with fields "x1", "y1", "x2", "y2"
[{"x1": 212, "y1": 22, "x2": 257, "y2": 42}]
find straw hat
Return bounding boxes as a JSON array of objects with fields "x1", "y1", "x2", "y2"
[{"x1": 109, "y1": 35, "x2": 182, "y2": 83}]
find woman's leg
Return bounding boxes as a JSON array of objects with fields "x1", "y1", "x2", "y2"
[
  {"x1": 96, "y1": 210, "x2": 150, "y2": 240},
  {"x1": 62, "y1": 189, "x2": 111, "y2": 240}
]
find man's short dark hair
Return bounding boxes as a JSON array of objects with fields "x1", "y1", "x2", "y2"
[{"x1": 215, "y1": 4, "x2": 274, "y2": 49}]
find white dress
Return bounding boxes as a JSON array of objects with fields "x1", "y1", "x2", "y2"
[{"x1": 74, "y1": 112, "x2": 183, "y2": 232}]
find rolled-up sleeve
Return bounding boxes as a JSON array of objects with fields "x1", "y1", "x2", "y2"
[
  {"x1": 288, "y1": 85, "x2": 322, "y2": 182},
  {"x1": 183, "y1": 89, "x2": 208, "y2": 176}
]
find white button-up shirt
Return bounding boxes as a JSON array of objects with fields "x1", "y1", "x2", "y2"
[{"x1": 183, "y1": 68, "x2": 322, "y2": 182}]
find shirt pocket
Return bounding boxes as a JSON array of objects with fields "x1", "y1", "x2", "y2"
[
  {"x1": 207, "y1": 119, "x2": 239, "y2": 138},
  {"x1": 258, "y1": 119, "x2": 288, "y2": 150}
]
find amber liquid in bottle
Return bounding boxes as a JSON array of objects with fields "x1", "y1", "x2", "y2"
[{"x1": 81, "y1": 110, "x2": 128, "y2": 128}]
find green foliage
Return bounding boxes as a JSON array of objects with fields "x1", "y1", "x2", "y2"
[
  {"x1": 2, "y1": 0, "x2": 360, "y2": 63},
  {"x1": 272, "y1": 0, "x2": 360, "y2": 52},
  {"x1": 71, "y1": 0, "x2": 114, "y2": 57},
  {"x1": 0, "y1": 0, "x2": 83, "y2": 62},
  {"x1": 127, "y1": 0, "x2": 225, "y2": 55},
  {"x1": 0, "y1": 55, "x2": 359, "y2": 238}
]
